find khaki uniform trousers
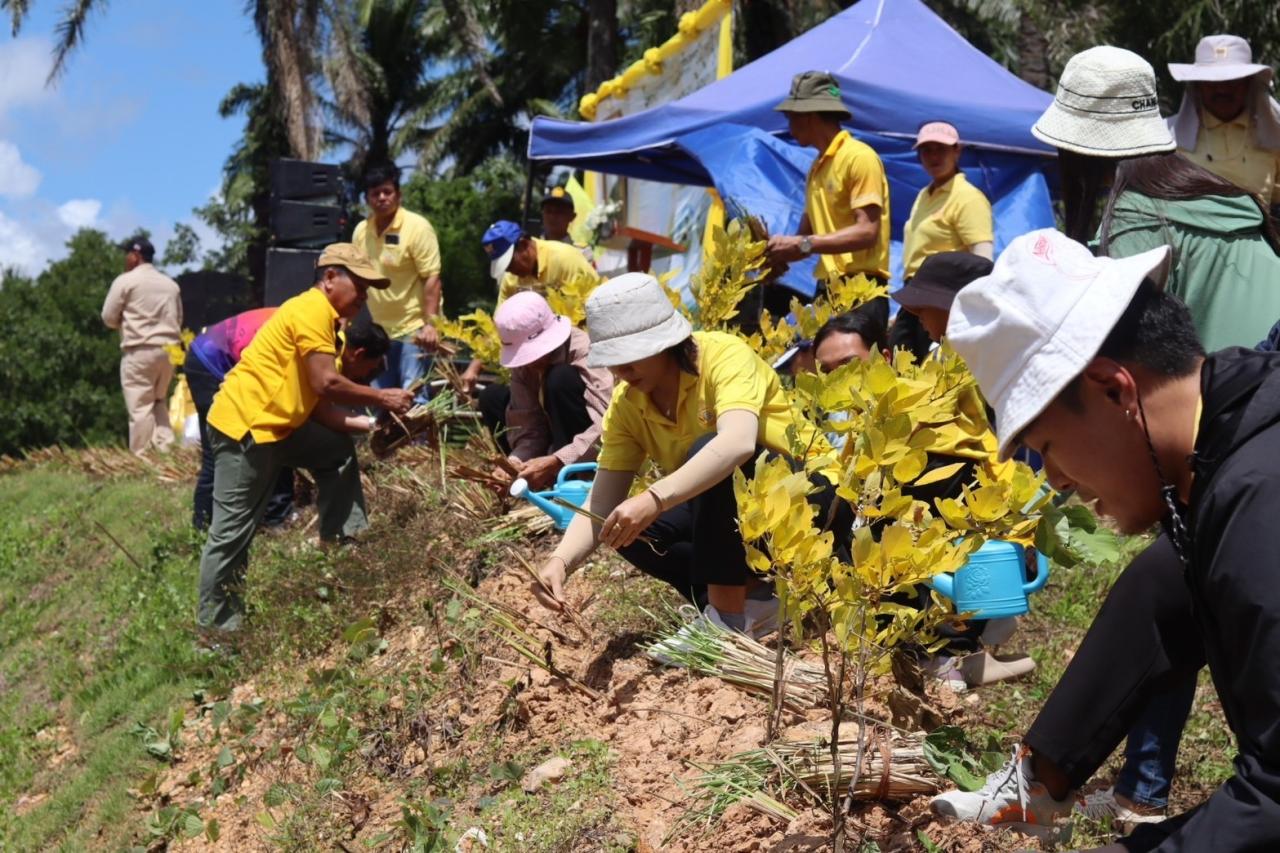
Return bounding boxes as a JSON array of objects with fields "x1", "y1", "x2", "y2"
[{"x1": 121, "y1": 346, "x2": 175, "y2": 455}]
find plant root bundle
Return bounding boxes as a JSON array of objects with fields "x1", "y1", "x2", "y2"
[
  {"x1": 643, "y1": 612, "x2": 826, "y2": 711},
  {"x1": 0, "y1": 445, "x2": 200, "y2": 482},
  {"x1": 370, "y1": 390, "x2": 477, "y2": 458}
]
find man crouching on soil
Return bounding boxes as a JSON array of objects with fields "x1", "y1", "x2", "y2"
[
  {"x1": 197, "y1": 244, "x2": 413, "y2": 639},
  {"x1": 937, "y1": 228, "x2": 1280, "y2": 850}
]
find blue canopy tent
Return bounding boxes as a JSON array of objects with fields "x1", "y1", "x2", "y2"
[{"x1": 528, "y1": 0, "x2": 1058, "y2": 297}]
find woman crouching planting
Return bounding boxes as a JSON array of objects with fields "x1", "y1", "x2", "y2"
[{"x1": 532, "y1": 273, "x2": 851, "y2": 637}]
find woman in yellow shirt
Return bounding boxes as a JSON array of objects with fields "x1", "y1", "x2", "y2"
[
  {"x1": 532, "y1": 273, "x2": 850, "y2": 638},
  {"x1": 894, "y1": 121, "x2": 995, "y2": 359}
]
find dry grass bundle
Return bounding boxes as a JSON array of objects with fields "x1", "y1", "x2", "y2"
[
  {"x1": 679, "y1": 726, "x2": 938, "y2": 831},
  {"x1": 0, "y1": 445, "x2": 200, "y2": 482},
  {"x1": 369, "y1": 390, "x2": 478, "y2": 458},
  {"x1": 643, "y1": 612, "x2": 827, "y2": 711}
]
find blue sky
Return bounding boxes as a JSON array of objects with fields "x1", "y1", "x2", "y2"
[{"x1": 0, "y1": 2, "x2": 264, "y2": 273}]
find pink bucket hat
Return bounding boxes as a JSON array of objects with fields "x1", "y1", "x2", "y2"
[
  {"x1": 494, "y1": 291, "x2": 572, "y2": 369},
  {"x1": 914, "y1": 121, "x2": 960, "y2": 148}
]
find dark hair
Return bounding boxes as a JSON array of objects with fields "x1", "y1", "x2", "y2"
[
  {"x1": 344, "y1": 320, "x2": 391, "y2": 360},
  {"x1": 812, "y1": 309, "x2": 888, "y2": 353},
  {"x1": 665, "y1": 337, "x2": 699, "y2": 376},
  {"x1": 1098, "y1": 151, "x2": 1280, "y2": 252},
  {"x1": 362, "y1": 162, "x2": 401, "y2": 192},
  {"x1": 817, "y1": 111, "x2": 848, "y2": 125},
  {"x1": 1059, "y1": 149, "x2": 1278, "y2": 247},
  {"x1": 1057, "y1": 278, "x2": 1205, "y2": 410},
  {"x1": 314, "y1": 264, "x2": 342, "y2": 283}
]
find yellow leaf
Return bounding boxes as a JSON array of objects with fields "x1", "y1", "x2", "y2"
[{"x1": 912, "y1": 461, "x2": 969, "y2": 487}]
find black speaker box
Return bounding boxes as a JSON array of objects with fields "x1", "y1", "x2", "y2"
[
  {"x1": 265, "y1": 248, "x2": 322, "y2": 307},
  {"x1": 270, "y1": 199, "x2": 345, "y2": 245},
  {"x1": 270, "y1": 158, "x2": 342, "y2": 200}
]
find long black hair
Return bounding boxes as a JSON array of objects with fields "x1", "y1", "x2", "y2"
[{"x1": 1058, "y1": 149, "x2": 1278, "y2": 250}]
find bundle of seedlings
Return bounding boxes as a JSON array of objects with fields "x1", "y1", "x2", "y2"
[
  {"x1": 370, "y1": 388, "x2": 476, "y2": 458},
  {"x1": 643, "y1": 609, "x2": 826, "y2": 711},
  {"x1": 680, "y1": 725, "x2": 938, "y2": 828}
]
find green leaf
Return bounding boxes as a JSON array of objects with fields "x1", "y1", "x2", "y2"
[
  {"x1": 917, "y1": 829, "x2": 941, "y2": 853},
  {"x1": 256, "y1": 811, "x2": 276, "y2": 829},
  {"x1": 205, "y1": 818, "x2": 220, "y2": 843},
  {"x1": 310, "y1": 743, "x2": 332, "y2": 770},
  {"x1": 1061, "y1": 504, "x2": 1099, "y2": 533},
  {"x1": 182, "y1": 812, "x2": 204, "y2": 838},
  {"x1": 217, "y1": 746, "x2": 235, "y2": 768}
]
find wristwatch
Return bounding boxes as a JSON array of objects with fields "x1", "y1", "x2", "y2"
[{"x1": 798, "y1": 236, "x2": 813, "y2": 256}]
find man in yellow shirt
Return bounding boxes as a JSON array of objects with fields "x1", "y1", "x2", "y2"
[
  {"x1": 461, "y1": 220, "x2": 602, "y2": 393},
  {"x1": 351, "y1": 163, "x2": 444, "y2": 396},
  {"x1": 1168, "y1": 35, "x2": 1280, "y2": 207},
  {"x1": 197, "y1": 244, "x2": 413, "y2": 636},
  {"x1": 765, "y1": 71, "x2": 890, "y2": 326}
]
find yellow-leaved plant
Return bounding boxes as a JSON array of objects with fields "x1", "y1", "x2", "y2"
[
  {"x1": 433, "y1": 309, "x2": 508, "y2": 381},
  {"x1": 733, "y1": 343, "x2": 1049, "y2": 839}
]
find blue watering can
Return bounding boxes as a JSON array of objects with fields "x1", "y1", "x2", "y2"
[
  {"x1": 508, "y1": 462, "x2": 598, "y2": 531},
  {"x1": 928, "y1": 540, "x2": 1050, "y2": 620}
]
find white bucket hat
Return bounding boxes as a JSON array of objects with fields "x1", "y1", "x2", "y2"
[
  {"x1": 1169, "y1": 35, "x2": 1272, "y2": 83},
  {"x1": 1032, "y1": 46, "x2": 1175, "y2": 157},
  {"x1": 584, "y1": 272, "x2": 693, "y2": 368},
  {"x1": 946, "y1": 229, "x2": 1172, "y2": 460}
]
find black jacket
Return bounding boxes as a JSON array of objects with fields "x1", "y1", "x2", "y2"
[{"x1": 1143, "y1": 347, "x2": 1280, "y2": 850}]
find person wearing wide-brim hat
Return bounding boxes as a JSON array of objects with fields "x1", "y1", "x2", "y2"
[
  {"x1": 1033, "y1": 45, "x2": 1280, "y2": 352},
  {"x1": 477, "y1": 291, "x2": 613, "y2": 492},
  {"x1": 1166, "y1": 34, "x2": 1280, "y2": 206},
  {"x1": 764, "y1": 70, "x2": 891, "y2": 327},
  {"x1": 529, "y1": 273, "x2": 850, "y2": 641}
]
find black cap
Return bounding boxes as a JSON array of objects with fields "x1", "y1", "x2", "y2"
[
  {"x1": 894, "y1": 252, "x2": 993, "y2": 313},
  {"x1": 540, "y1": 185, "x2": 575, "y2": 210},
  {"x1": 120, "y1": 235, "x2": 155, "y2": 262}
]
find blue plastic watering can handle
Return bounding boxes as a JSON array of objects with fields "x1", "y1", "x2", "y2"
[
  {"x1": 556, "y1": 462, "x2": 598, "y2": 487},
  {"x1": 1020, "y1": 545, "x2": 1051, "y2": 595}
]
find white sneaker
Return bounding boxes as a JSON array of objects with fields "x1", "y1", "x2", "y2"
[
  {"x1": 931, "y1": 745, "x2": 1074, "y2": 838},
  {"x1": 743, "y1": 595, "x2": 780, "y2": 639},
  {"x1": 924, "y1": 654, "x2": 969, "y2": 693},
  {"x1": 1076, "y1": 787, "x2": 1166, "y2": 833}
]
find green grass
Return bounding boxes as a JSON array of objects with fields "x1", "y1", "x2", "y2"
[{"x1": 0, "y1": 468, "x2": 230, "y2": 851}]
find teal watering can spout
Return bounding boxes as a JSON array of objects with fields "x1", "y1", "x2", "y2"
[
  {"x1": 929, "y1": 570, "x2": 955, "y2": 602},
  {"x1": 510, "y1": 462, "x2": 598, "y2": 531}
]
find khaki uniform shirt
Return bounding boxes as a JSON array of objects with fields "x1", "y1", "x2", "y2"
[{"x1": 101, "y1": 263, "x2": 183, "y2": 350}]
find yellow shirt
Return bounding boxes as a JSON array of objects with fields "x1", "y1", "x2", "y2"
[
  {"x1": 352, "y1": 206, "x2": 442, "y2": 339},
  {"x1": 1182, "y1": 110, "x2": 1280, "y2": 204},
  {"x1": 805, "y1": 130, "x2": 891, "y2": 282},
  {"x1": 597, "y1": 331, "x2": 836, "y2": 478},
  {"x1": 901, "y1": 173, "x2": 994, "y2": 278},
  {"x1": 207, "y1": 288, "x2": 339, "y2": 444},
  {"x1": 498, "y1": 237, "x2": 601, "y2": 303}
]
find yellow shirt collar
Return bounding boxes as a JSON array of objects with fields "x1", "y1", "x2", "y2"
[
  {"x1": 1200, "y1": 108, "x2": 1250, "y2": 131},
  {"x1": 813, "y1": 129, "x2": 850, "y2": 167},
  {"x1": 374, "y1": 205, "x2": 405, "y2": 237}
]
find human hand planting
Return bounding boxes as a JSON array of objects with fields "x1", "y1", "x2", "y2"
[
  {"x1": 600, "y1": 492, "x2": 662, "y2": 548},
  {"x1": 533, "y1": 556, "x2": 567, "y2": 611}
]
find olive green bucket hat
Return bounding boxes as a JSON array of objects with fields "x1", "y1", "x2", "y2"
[{"x1": 774, "y1": 70, "x2": 852, "y2": 118}]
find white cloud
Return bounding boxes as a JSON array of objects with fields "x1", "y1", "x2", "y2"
[
  {"x1": 0, "y1": 140, "x2": 41, "y2": 198},
  {"x1": 0, "y1": 210, "x2": 48, "y2": 273},
  {"x1": 57, "y1": 198, "x2": 102, "y2": 228},
  {"x1": 0, "y1": 39, "x2": 53, "y2": 121}
]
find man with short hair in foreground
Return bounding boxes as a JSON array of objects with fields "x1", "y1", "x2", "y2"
[
  {"x1": 197, "y1": 244, "x2": 413, "y2": 636},
  {"x1": 934, "y1": 228, "x2": 1280, "y2": 850}
]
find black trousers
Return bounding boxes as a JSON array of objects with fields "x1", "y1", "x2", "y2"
[
  {"x1": 618, "y1": 434, "x2": 854, "y2": 605},
  {"x1": 185, "y1": 351, "x2": 294, "y2": 531},
  {"x1": 1024, "y1": 534, "x2": 1204, "y2": 790},
  {"x1": 478, "y1": 364, "x2": 592, "y2": 458}
]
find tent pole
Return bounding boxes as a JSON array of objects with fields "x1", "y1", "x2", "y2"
[{"x1": 521, "y1": 159, "x2": 536, "y2": 229}]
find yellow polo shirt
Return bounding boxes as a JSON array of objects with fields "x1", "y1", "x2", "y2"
[
  {"x1": 1182, "y1": 110, "x2": 1280, "y2": 204},
  {"x1": 207, "y1": 288, "x2": 339, "y2": 444},
  {"x1": 352, "y1": 206, "x2": 442, "y2": 339},
  {"x1": 597, "y1": 331, "x2": 836, "y2": 480},
  {"x1": 901, "y1": 172, "x2": 994, "y2": 278},
  {"x1": 805, "y1": 130, "x2": 891, "y2": 283},
  {"x1": 498, "y1": 237, "x2": 601, "y2": 303}
]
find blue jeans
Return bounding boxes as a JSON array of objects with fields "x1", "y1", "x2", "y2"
[
  {"x1": 1116, "y1": 670, "x2": 1198, "y2": 808},
  {"x1": 372, "y1": 333, "x2": 431, "y2": 403}
]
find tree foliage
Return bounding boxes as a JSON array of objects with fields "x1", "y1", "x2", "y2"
[{"x1": 0, "y1": 229, "x2": 128, "y2": 455}]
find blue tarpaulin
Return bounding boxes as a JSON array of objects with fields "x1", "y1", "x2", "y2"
[{"x1": 527, "y1": 0, "x2": 1058, "y2": 294}]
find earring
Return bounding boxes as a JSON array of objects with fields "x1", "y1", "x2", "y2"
[{"x1": 1125, "y1": 409, "x2": 1134, "y2": 420}]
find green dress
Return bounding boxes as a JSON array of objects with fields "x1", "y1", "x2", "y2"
[{"x1": 1105, "y1": 191, "x2": 1280, "y2": 352}]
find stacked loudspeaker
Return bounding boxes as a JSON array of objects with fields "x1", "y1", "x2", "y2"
[{"x1": 265, "y1": 159, "x2": 348, "y2": 306}]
